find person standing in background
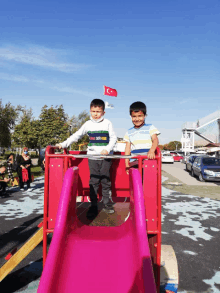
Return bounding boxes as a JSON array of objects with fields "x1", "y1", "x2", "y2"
[{"x1": 17, "y1": 147, "x2": 32, "y2": 191}]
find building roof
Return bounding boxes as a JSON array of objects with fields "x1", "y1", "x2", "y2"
[{"x1": 205, "y1": 142, "x2": 220, "y2": 147}]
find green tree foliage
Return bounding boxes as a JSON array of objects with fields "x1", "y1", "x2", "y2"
[
  {"x1": 12, "y1": 108, "x2": 40, "y2": 149},
  {"x1": 163, "y1": 143, "x2": 169, "y2": 150},
  {"x1": 68, "y1": 110, "x2": 90, "y2": 150},
  {"x1": 38, "y1": 105, "x2": 70, "y2": 147},
  {"x1": 167, "y1": 141, "x2": 181, "y2": 151},
  {"x1": 0, "y1": 100, "x2": 19, "y2": 147}
]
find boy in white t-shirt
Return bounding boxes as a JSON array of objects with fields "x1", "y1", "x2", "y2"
[
  {"x1": 56, "y1": 99, "x2": 117, "y2": 219},
  {"x1": 124, "y1": 101, "x2": 160, "y2": 174}
]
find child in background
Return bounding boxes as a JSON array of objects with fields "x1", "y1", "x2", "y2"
[
  {"x1": 124, "y1": 101, "x2": 160, "y2": 173},
  {"x1": 56, "y1": 99, "x2": 117, "y2": 219},
  {"x1": 0, "y1": 167, "x2": 10, "y2": 196}
]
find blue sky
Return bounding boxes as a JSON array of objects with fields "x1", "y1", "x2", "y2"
[{"x1": 0, "y1": 0, "x2": 220, "y2": 144}]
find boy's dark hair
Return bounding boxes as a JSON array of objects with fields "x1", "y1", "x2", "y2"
[
  {"x1": 90, "y1": 99, "x2": 105, "y2": 111},
  {"x1": 7, "y1": 153, "x2": 14, "y2": 160},
  {"x1": 130, "y1": 101, "x2": 147, "y2": 116}
]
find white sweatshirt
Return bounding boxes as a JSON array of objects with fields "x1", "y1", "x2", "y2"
[{"x1": 60, "y1": 117, "x2": 117, "y2": 155}]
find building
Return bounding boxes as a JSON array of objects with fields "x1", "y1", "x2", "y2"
[{"x1": 181, "y1": 110, "x2": 220, "y2": 154}]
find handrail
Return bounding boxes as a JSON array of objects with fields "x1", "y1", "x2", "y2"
[{"x1": 45, "y1": 145, "x2": 161, "y2": 160}]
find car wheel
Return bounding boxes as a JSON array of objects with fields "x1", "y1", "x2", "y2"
[
  {"x1": 191, "y1": 169, "x2": 195, "y2": 177},
  {"x1": 199, "y1": 173, "x2": 205, "y2": 182}
]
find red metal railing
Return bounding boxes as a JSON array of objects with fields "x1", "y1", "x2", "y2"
[{"x1": 43, "y1": 146, "x2": 161, "y2": 292}]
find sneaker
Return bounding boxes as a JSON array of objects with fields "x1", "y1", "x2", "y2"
[
  {"x1": 86, "y1": 205, "x2": 98, "y2": 220},
  {"x1": 103, "y1": 205, "x2": 115, "y2": 214},
  {"x1": 20, "y1": 188, "x2": 25, "y2": 191},
  {"x1": 27, "y1": 188, "x2": 33, "y2": 192}
]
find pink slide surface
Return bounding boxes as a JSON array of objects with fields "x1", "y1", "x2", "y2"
[{"x1": 38, "y1": 167, "x2": 156, "y2": 293}]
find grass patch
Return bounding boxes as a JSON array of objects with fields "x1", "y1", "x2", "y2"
[{"x1": 162, "y1": 170, "x2": 220, "y2": 201}]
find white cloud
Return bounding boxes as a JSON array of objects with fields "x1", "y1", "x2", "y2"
[
  {"x1": 0, "y1": 72, "x2": 44, "y2": 84},
  {"x1": 0, "y1": 45, "x2": 90, "y2": 73},
  {"x1": 0, "y1": 72, "x2": 29, "y2": 82},
  {"x1": 51, "y1": 86, "x2": 97, "y2": 98},
  {"x1": 0, "y1": 71, "x2": 97, "y2": 99}
]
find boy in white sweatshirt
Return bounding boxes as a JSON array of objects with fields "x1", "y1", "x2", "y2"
[{"x1": 56, "y1": 99, "x2": 117, "y2": 219}]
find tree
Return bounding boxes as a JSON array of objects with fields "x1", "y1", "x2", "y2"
[
  {"x1": 38, "y1": 105, "x2": 70, "y2": 147},
  {"x1": 0, "y1": 100, "x2": 19, "y2": 148},
  {"x1": 68, "y1": 110, "x2": 90, "y2": 150},
  {"x1": 12, "y1": 108, "x2": 40, "y2": 149},
  {"x1": 167, "y1": 141, "x2": 181, "y2": 151}
]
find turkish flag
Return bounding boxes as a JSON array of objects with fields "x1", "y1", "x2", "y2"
[{"x1": 103, "y1": 86, "x2": 117, "y2": 97}]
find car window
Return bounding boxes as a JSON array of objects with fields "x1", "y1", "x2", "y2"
[
  {"x1": 203, "y1": 158, "x2": 220, "y2": 166},
  {"x1": 194, "y1": 157, "x2": 199, "y2": 163}
]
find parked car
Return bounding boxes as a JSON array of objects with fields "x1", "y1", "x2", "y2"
[
  {"x1": 191, "y1": 156, "x2": 220, "y2": 182},
  {"x1": 162, "y1": 153, "x2": 174, "y2": 164},
  {"x1": 170, "y1": 152, "x2": 184, "y2": 162},
  {"x1": 185, "y1": 155, "x2": 201, "y2": 172}
]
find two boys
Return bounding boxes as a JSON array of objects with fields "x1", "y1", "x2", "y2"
[{"x1": 57, "y1": 99, "x2": 159, "y2": 219}]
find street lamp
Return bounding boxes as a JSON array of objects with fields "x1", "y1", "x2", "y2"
[
  {"x1": 69, "y1": 125, "x2": 73, "y2": 150},
  {"x1": 174, "y1": 142, "x2": 179, "y2": 151}
]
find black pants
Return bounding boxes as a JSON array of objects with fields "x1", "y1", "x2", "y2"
[
  {"x1": 88, "y1": 159, "x2": 112, "y2": 206},
  {"x1": 0, "y1": 182, "x2": 7, "y2": 195}
]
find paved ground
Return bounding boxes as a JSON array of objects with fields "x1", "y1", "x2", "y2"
[
  {"x1": 162, "y1": 162, "x2": 219, "y2": 186},
  {"x1": 162, "y1": 162, "x2": 220, "y2": 200},
  {"x1": 0, "y1": 172, "x2": 220, "y2": 292}
]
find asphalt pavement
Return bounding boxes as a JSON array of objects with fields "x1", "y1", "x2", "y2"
[
  {"x1": 162, "y1": 162, "x2": 219, "y2": 186},
  {"x1": 0, "y1": 174, "x2": 220, "y2": 293}
]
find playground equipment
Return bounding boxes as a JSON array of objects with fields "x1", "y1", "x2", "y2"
[
  {"x1": 0, "y1": 144, "x2": 178, "y2": 291},
  {"x1": 0, "y1": 145, "x2": 178, "y2": 292},
  {"x1": 36, "y1": 146, "x2": 178, "y2": 292},
  {"x1": 0, "y1": 223, "x2": 43, "y2": 282}
]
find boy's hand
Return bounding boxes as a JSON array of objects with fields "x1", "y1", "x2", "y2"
[
  {"x1": 4, "y1": 178, "x2": 10, "y2": 183},
  {"x1": 55, "y1": 143, "x2": 62, "y2": 149},
  {"x1": 125, "y1": 166, "x2": 130, "y2": 175},
  {"x1": 100, "y1": 150, "x2": 109, "y2": 155},
  {"x1": 147, "y1": 149, "x2": 155, "y2": 159}
]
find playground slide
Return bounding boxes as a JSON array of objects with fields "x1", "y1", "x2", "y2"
[{"x1": 38, "y1": 167, "x2": 156, "y2": 293}]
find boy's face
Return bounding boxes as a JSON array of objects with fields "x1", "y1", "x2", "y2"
[
  {"x1": 131, "y1": 111, "x2": 145, "y2": 128},
  {"x1": 90, "y1": 106, "x2": 105, "y2": 121}
]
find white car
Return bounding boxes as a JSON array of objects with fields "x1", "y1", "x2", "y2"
[{"x1": 162, "y1": 153, "x2": 174, "y2": 163}]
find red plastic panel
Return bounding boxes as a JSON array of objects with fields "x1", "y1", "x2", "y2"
[
  {"x1": 111, "y1": 154, "x2": 130, "y2": 198},
  {"x1": 143, "y1": 159, "x2": 158, "y2": 232},
  {"x1": 69, "y1": 151, "x2": 130, "y2": 199},
  {"x1": 48, "y1": 158, "x2": 64, "y2": 229},
  {"x1": 69, "y1": 152, "x2": 90, "y2": 196}
]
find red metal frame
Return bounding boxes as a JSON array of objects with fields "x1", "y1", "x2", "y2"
[{"x1": 43, "y1": 146, "x2": 161, "y2": 292}]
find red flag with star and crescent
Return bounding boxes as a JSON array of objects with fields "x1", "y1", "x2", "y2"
[{"x1": 103, "y1": 86, "x2": 117, "y2": 97}]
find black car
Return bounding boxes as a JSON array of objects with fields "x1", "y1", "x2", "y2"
[{"x1": 191, "y1": 156, "x2": 220, "y2": 182}]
